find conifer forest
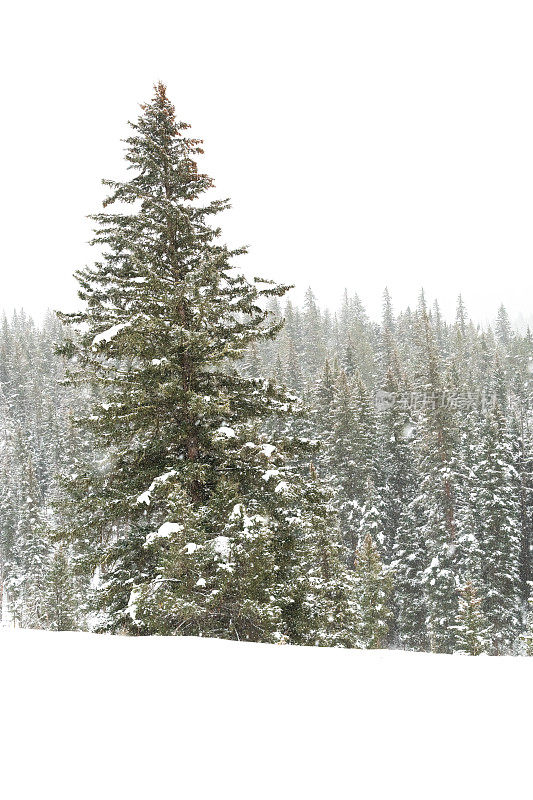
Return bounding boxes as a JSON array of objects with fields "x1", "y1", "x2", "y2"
[{"x1": 2, "y1": 84, "x2": 533, "y2": 657}]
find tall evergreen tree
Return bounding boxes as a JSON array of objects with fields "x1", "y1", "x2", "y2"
[
  {"x1": 453, "y1": 581, "x2": 490, "y2": 656},
  {"x1": 415, "y1": 294, "x2": 467, "y2": 652},
  {"x1": 353, "y1": 532, "x2": 393, "y2": 649},
  {"x1": 44, "y1": 544, "x2": 78, "y2": 631},
  {"x1": 473, "y1": 404, "x2": 523, "y2": 652},
  {"x1": 58, "y1": 84, "x2": 355, "y2": 643}
]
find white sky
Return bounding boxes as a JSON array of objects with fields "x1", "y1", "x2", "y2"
[{"x1": 2, "y1": 0, "x2": 533, "y2": 324}]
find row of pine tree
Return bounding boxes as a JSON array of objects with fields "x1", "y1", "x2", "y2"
[
  {"x1": 249, "y1": 287, "x2": 533, "y2": 653},
  {"x1": 1, "y1": 84, "x2": 532, "y2": 654}
]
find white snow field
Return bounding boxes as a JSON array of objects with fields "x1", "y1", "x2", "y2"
[{"x1": 0, "y1": 630, "x2": 530, "y2": 799}]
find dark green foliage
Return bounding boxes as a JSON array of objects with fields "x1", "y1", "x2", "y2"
[
  {"x1": 472, "y1": 404, "x2": 522, "y2": 652},
  {"x1": 56, "y1": 84, "x2": 355, "y2": 644},
  {"x1": 453, "y1": 582, "x2": 490, "y2": 656},
  {"x1": 353, "y1": 533, "x2": 393, "y2": 649},
  {"x1": 44, "y1": 545, "x2": 78, "y2": 631}
]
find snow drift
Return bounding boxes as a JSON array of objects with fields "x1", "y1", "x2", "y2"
[{"x1": 0, "y1": 630, "x2": 529, "y2": 799}]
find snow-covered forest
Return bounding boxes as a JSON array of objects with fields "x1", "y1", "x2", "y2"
[{"x1": 1, "y1": 84, "x2": 532, "y2": 656}]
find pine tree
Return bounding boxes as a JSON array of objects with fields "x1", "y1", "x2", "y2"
[
  {"x1": 473, "y1": 404, "x2": 523, "y2": 653},
  {"x1": 415, "y1": 293, "x2": 466, "y2": 653},
  {"x1": 495, "y1": 304, "x2": 512, "y2": 351},
  {"x1": 391, "y1": 497, "x2": 428, "y2": 649},
  {"x1": 453, "y1": 582, "x2": 490, "y2": 655},
  {"x1": 357, "y1": 479, "x2": 386, "y2": 551},
  {"x1": 377, "y1": 367, "x2": 427, "y2": 649},
  {"x1": 352, "y1": 370, "x2": 379, "y2": 496},
  {"x1": 302, "y1": 287, "x2": 325, "y2": 377},
  {"x1": 284, "y1": 338, "x2": 304, "y2": 395},
  {"x1": 337, "y1": 291, "x2": 375, "y2": 388},
  {"x1": 380, "y1": 287, "x2": 398, "y2": 379},
  {"x1": 378, "y1": 369, "x2": 413, "y2": 560},
  {"x1": 451, "y1": 294, "x2": 472, "y2": 386},
  {"x1": 521, "y1": 585, "x2": 533, "y2": 655},
  {"x1": 4, "y1": 444, "x2": 51, "y2": 629},
  {"x1": 58, "y1": 84, "x2": 355, "y2": 644},
  {"x1": 329, "y1": 369, "x2": 360, "y2": 550},
  {"x1": 44, "y1": 544, "x2": 78, "y2": 631},
  {"x1": 353, "y1": 533, "x2": 393, "y2": 649}
]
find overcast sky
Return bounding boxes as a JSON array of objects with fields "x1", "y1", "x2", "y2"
[{"x1": 2, "y1": 1, "x2": 533, "y2": 324}]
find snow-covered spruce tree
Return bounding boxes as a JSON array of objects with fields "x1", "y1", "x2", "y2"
[
  {"x1": 357, "y1": 478, "x2": 386, "y2": 552},
  {"x1": 521, "y1": 585, "x2": 533, "y2": 655},
  {"x1": 4, "y1": 443, "x2": 51, "y2": 629},
  {"x1": 328, "y1": 369, "x2": 359, "y2": 548},
  {"x1": 377, "y1": 368, "x2": 413, "y2": 562},
  {"x1": 379, "y1": 287, "x2": 399, "y2": 380},
  {"x1": 415, "y1": 294, "x2": 466, "y2": 653},
  {"x1": 391, "y1": 497, "x2": 428, "y2": 649},
  {"x1": 301, "y1": 287, "x2": 326, "y2": 379},
  {"x1": 352, "y1": 532, "x2": 393, "y2": 649},
  {"x1": 472, "y1": 403, "x2": 522, "y2": 653},
  {"x1": 0, "y1": 385, "x2": 17, "y2": 620},
  {"x1": 43, "y1": 544, "x2": 78, "y2": 631},
  {"x1": 377, "y1": 370, "x2": 428, "y2": 649},
  {"x1": 328, "y1": 368, "x2": 379, "y2": 557},
  {"x1": 58, "y1": 84, "x2": 357, "y2": 644},
  {"x1": 352, "y1": 370, "x2": 379, "y2": 493},
  {"x1": 337, "y1": 291, "x2": 375, "y2": 390},
  {"x1": 507, "y1": 394, "x2": 533, "y2": 600},
  {"x1": 452, "y1": 582, "x2": 490, "y2": 656},
  {"x1": 354, "y1": 479, "x2": 393, "y2": 647},
  {"x1": 312, "y1": 358, "x2": 336, "y2": 454}
]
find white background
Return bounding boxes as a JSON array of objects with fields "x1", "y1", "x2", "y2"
[{"x1": 2, "y1": 0, "x2": 533, "y2": 323}]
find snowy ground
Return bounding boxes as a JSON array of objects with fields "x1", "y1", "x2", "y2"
[{"x1": 0, "y1": 630, "x2": 530, "y2": 799}]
